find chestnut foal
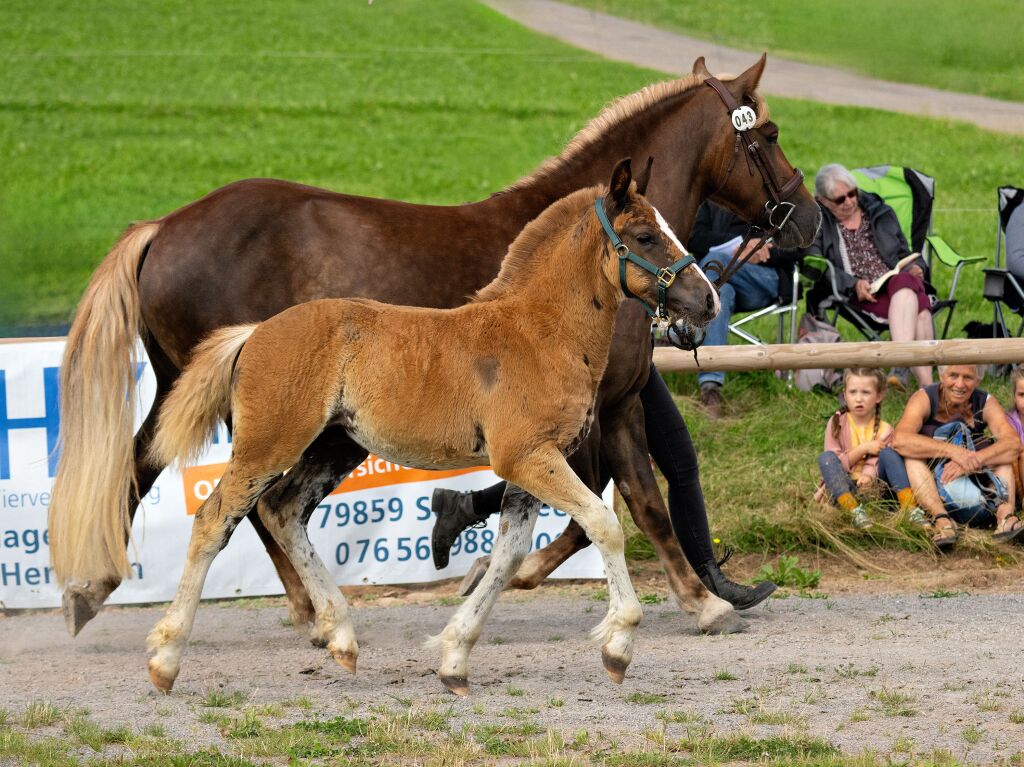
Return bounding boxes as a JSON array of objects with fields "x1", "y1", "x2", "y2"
[{"x1": 146, "y1": 159, "x2": 717, "y2": 694}]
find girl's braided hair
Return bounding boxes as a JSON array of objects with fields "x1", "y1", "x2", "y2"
[{"x1": 829, "y1": 367, "x2": 886, "y2": 440}]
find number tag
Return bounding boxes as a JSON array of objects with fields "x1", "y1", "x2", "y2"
[{"x1": 731, "y1": 105, "x2": 757, "y2": 132}]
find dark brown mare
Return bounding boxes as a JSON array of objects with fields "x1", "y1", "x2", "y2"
[{"x1": 49, "y1": 56, "x2": 819, "y2": 640}]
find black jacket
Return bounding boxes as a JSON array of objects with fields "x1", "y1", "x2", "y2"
[
  {"x1": 806, "y1": 191, "x2": 927, "y2": 300},
  {"x1": 687, "y1": 202, "x2": 803, "y2": 303}
]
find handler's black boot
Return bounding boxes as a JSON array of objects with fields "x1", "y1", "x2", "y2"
[
  {"x1": 431, "y1": 488, "x2": 492, "y2": 569},
  {"x1": 697, "y1": 559, "x2": 776, "y2": 610}
]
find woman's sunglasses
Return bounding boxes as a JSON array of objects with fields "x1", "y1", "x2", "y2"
[{"x1": 827, "y1": 189, "x2": 858, "y2": 205}]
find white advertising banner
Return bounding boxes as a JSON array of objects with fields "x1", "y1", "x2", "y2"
[{"x1": 0, "y1": 339, "x2": 605, "y2": 609}]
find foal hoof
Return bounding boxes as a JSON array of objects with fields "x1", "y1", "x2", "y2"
[
  {"x1": 458, "y1": 556, "x2": 491, "y2": 597},
  {"x1": 601, "y1": 650, "x2": 628, "y2": 684},
  {"x1": 147, "y1": 660, "x2": 177, "y2": 693},
  {"x1": 330, "y1": 648, "x2": 358, "y2": 674},
  {"x1": 439, "y1": 674, "x2": 470, "y2": 696},
  {"x1": 61, "y1": 580, "x2": 117, "y2": 637}
]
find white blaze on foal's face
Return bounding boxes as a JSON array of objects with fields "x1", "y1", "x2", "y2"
[{"x1": 652, "y1": 205, "x2": 720, "y2": 316}]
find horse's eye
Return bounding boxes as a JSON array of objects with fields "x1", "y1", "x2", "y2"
[
  {"x1": 636, "y1": 233, "x2": 654, "y2": 245},
  {"x1": 765, "y1": 130, "x2": 779, "y2": 145}
]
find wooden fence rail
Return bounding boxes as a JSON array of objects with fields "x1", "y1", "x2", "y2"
[{"x1": 652, "y1": 338, "x2": 1024, "y2": 373}]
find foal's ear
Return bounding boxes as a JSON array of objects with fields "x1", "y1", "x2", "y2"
[
  {"x1": 635, "y1": 156, "x2": 654, "y2": 196},
  {"x1": 725, "y1": 52, "x2": 767, "y2": 100},
  {"x1": 691, "y1": 56, "x2": 711, "y2": 78},
  {"x1": 604, "y1": 158, "x2": 633, "y2": 218}
]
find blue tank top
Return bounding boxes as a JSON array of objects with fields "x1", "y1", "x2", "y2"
[{"x1": 920, "y1": 383, "x2": 988, "y2": 442}]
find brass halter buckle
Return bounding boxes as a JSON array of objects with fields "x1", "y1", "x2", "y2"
[{"x1": 656, "y1": 268, "x2": 678, "y2": 289}]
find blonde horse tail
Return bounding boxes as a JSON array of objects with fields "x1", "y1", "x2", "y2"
[
  {"x1": 48, "y1": 221, "x2": 161, "y2": 587},
  {"x1": 149, "y1": 324, "x2": 257, "y2": 470}
]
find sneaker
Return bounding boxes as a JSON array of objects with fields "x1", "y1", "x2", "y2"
[
  {"x1": 850, "y1": 506, "x2": 873, "y2": 530},
  {"x1": 907, "y1": 506, "x2": 930, "y2": 527},
  {"x1": 700, "y1": 383, "x2": 723, "y2": 420}
]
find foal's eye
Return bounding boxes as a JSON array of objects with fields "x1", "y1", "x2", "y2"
[{"x1": 636, "y1": 233, "x2": 655, "y2": 245}]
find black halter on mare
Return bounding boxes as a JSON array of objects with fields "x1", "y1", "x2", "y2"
[
  {"x1": 702, "y1": 76, "x2": 805, "y2": 287},
  {"x1": 594, "y1": 197, "x2": 695, "y2": 320}
]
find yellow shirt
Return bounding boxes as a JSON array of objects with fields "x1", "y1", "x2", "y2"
[{"x1": 847, "y1": 413, "x2": 892, "y2": 480}]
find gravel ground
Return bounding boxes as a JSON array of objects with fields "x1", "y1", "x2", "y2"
[{"x1": 2, "y1": 578, "x2": 1024, "y2": 763}]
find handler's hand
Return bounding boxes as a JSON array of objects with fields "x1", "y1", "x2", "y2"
[
  {"x1": 855, "y1": 279, "x2": 877, "y2": 303},
  {"x1": 906, "y1": 264, "x2": 925, "y2": 280},
  {"x1": 856, "y1": 474, "x2": 875, "y2": 490}
]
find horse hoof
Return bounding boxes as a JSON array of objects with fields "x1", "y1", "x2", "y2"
[
  {"x1": 440, "y1": 675, "x2": 470, "y2": 696},
  {"x1": 701, "y1": 609, "x2": 747, "y2": 636},
  {"x1": 330, "y1": 649, "x2": 357, "y2": 674},
  {"x1": 601, "y1": 650, "x2": 628, "y2": 684},
  {"x1": 61, "y1": 581, "x2": 116, "y2": 637},
  {"x1": 147, "y1": 661, "x2": 176, "y2": 693},
  {"x1": 458, "y1": 557, "x2": 491, "y2": 596}
]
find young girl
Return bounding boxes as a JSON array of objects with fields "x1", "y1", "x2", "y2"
[{"x1": 817, "y1": 367, "x2": 923, "y2": 529}]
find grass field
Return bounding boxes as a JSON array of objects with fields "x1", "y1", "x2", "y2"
[
  {"x1": 1, "y1": 0, "x2": 1021, "y2": 330},
  {"x1": 564, "y1": 0, "x2": 1024, "y2": 103}
]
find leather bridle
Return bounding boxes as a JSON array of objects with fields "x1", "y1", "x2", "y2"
[{"x1": 702, "y1": 76, "x2": 805, "y2": 286}]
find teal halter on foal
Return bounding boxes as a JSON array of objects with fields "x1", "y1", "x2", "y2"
[{"x1": 594, "y1": 197, "x2": 696, "y2": 319}]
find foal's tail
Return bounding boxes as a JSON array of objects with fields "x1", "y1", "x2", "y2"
[
  {"x1": 49, "y1": 221, "x2": 161, "y2": 587},
  {"x1": 149, "y1": 324, "x2": 257, "y2": 470}
]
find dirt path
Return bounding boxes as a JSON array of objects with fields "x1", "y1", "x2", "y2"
[
  {"x1": 483, "y1": 0, "x2": 1024, "y2": 135},
  {"x1": 3, "y1": 572, "x2": 1024, "y2": 763}
]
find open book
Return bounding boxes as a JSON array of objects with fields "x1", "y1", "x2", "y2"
[{"x1": 869, "y1": 253, "x2": 921, "y2": 294}]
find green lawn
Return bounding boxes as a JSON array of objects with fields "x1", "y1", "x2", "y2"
[
  {"x1": 563, "y1": 0, "x2": 1024, "y2": 103},
  {"x1": 2, "y1": 0, "x2": 1021, "y2": 330}
]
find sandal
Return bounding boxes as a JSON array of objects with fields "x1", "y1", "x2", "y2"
[
  {"x1": 993, "y1": 512, "x2": 1024, "y2": 544},
  {"x1": 931, "y1": 513, "x2": 958, "y2": 552}
]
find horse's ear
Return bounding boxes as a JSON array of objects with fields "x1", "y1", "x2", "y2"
[
  {"x1": 725, "y1": 52, "x2": 767, "y2": 100},
  {"x1": 635, "y1": 156, "x2": 654, "y2": 196},
  {"x1": 691, "y1": 56, "x2": 711, "y2": 77},
  {"x1": 605, "y1": 158, "x2": 633, "y2": 218}
]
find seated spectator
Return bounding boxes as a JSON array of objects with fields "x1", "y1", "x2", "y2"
[
  {"x1": 1003, "y1": 192, "x2": 1024, "y2": 311},
  {"x1": 687, "y1": 200, "x2": 801, "y2": 418},
  {"x1": 815, "y1": 368, "x2": 923, "y2": 529},
  {"x1": 893, "y1": 365, "x2": 1023, "y2": 550},
  {"x1": 808, "y1": 163, "x2": 934, "y2": 391}
]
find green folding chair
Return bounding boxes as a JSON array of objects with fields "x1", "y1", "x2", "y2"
[{"x1": 850, "y1": 165, "x2": 984, "y2": 338}]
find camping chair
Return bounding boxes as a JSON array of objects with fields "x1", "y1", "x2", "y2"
[
  {"x1": 982, "y1": 186, "x2": 1024, "y2": 338},
  {"x1": 805, "y1": 165, "x2": 984, "y2": 339},
  {"x1": 727, "y1": 261, "x2": 801, "y2": 345}
]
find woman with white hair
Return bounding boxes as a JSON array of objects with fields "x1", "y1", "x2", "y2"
[
  {"x1": 808, "y1": 163, "x2": 934, "y2": 390},
  {"x1": 893, "y1": 365, "x2": 1022, "y2": 549}
]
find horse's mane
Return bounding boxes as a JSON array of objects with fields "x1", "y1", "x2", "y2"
[
  {"x1": 501, "y1": 72, "x2": 769, "y2": 194},
  {"x1": 473, "y1": 186, "x2": 598, "y2": 303}
]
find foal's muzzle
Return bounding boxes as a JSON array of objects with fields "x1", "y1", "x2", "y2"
[{"x1": 665, "y1": 320, "x2": 706, "y2": 351}]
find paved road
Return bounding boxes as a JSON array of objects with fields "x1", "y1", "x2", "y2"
[{"x1": 484, "y1": 0, "x2": 1024, "y2": 135}]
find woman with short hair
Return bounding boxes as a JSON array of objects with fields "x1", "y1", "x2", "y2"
[{"x1": 809, "y1": 163, "x2": 934, "y2": 390}]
